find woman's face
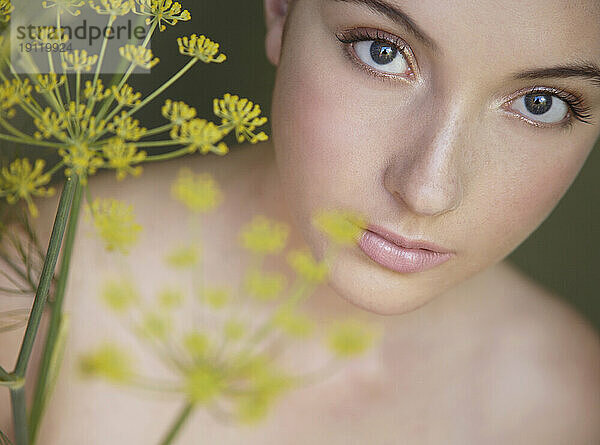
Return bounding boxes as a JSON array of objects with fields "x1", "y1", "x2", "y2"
[{"x1": 268, "y1": 0, "x2": 600, "y2": 315}]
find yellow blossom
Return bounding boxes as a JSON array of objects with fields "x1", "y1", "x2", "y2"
[
  {"x1": 100, "y1": 277, "x2": 140, "y2": 312},
  {"x1": 108, "y1": 111, "x2": 147, "y2": 140},
  {"x1": 243, "y1": 269, "x2": 286, "y2": 301},
  {"x1": 170, "y1": 168, "x2": 223, "y2": 213},
  {"x1": 36, "y1": 73, "x2": 66, "y2": 93},
  {"x1": 83, "y1": 79, "x2": 110, "y2": 101},
  {"x1": 177, "y1": 34, "x2": 226, "y2": 63},
  {"x1": 119, "y1": 44, "x2": 159, "y2": 69},
  {"x1": 31, "y1": 26, "x2": 69, "y2": 45},
  {"x1": 0, "y1": 78, "x2": 32, "y2": 118},
  {"x1": 214, "y1": 94, "x2": 268, "y2": 144},
  {"x1": 89, "y1": 0, "x2": 134, "y2": 15},
  {"x1": 238, "y1": 215, "x2": 289, "y2": 255},
  {"x1": 80, "y1": 116, "x2": 107, "y2": 139},
  {"x1": 157, "y1": 286, "x2": 185, "y2": 309},
  {"x1": 42, "y1": 0, "x2": 84, "y2": 15},
  {"x1": 135, "y1": 0, "x2": 191, "y2": 32},
  {"x1": 85, "y1": 198, "x2": 142, "y2": 253},
  {"x1": 62, "y1": 49, "x2": 98, "y2": 72},
  {"x1": 34, "y1": 108, "x2": 69, "y2": 141},
  {"x1": 137, "y1": 312, "x2": 172, "y2": 340},
  {"x1": 162, "y1": 99, "x2": 196, "y2": 124},
  {"x1": 326, "y1": 319, "x2": 375, "y2": 358},
  {"x1": 0, "y1": 158, "x2": 56, "y2": 218},
  {"x1": 201, "y1": 286, "x2": 230, "y2": 309},
  {"x1": 101, "y1": 137, "x2": 147, "y2": 180},
  {"x1": 164, "y1": 244, "x2": 200, "y2": 268},
  {"x1": 183, "y1": 330, "x2": 211, "y2": 360},
  {"x1": 65, "y1": 101, "x2": 93, "y2": 122},
  {"x1": 312, "y1": 209, "x2": 366, "y2": 245},
  {"x1": 0, "y1": 0, "x2": 13, "y2": 22},
  {"x1": 79, "y1": 342, "x2": 134, "y2": 383},
  {"x1": 184, "y1": 364, "x2": 222, "y2": 404},
  {"x1": 272, "y1": 307, "x2": 314, "y2": 338},
  {"x1": 59, "y1": 143, "x2": 104, "y2": 185},
  {"x1": 286, "y1": 249, "x2": 328, "y2": 284},
  {"x1": 170, "y1": 118, "x2": 228, "y2": 155},
  {"x1": 223, "y1": 318, "x2": 246, "y2": 341},
  {"x1": 111, "y1": 84, "x2": 141, "y2": 107}
]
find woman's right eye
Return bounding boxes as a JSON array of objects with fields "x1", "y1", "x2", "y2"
[{"x1": 352, "y1": 40, "x2": 411, "y2": 76}]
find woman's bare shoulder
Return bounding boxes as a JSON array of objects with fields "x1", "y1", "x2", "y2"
[{"x1": 479, "y1": 261, "x2": 600, "y2": 442}]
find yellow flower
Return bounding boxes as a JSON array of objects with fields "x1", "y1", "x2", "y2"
[
  {"x1": 162, "y1": 99, "x2": 196, "y2": 125},
  {"x1": 62, "y1": 50, "x2": 98, "y2": 72},
  {"x1": 108, "y1": 111, "x2": 147, "y2": 141},
  {"x1": 202, "y1": 286, "x2": 230, "y2": 309},
  {"x1": 223, "y1": 318, "x2": 246, "y2": 341},
  {"x1": 243, "y1": 269, "x2": 286, "y2": 301},
  {"x1": 238, "y1": 215, "x2": 289, "y2": 255},
  {"x1": 157, "y1": 286, "x2": 185, "y2": 309},
  {"x1": 80, "y1": 116, "x2": 107, "y2": 139},
  {"x1": 0, "y1": 0, "x2": 13, "y2": 23},
  {"x1": 101, "y1": 137, "x2": 147, "y2": 180},
  {"x1": 34, "y1": 108, "x2": 69, "y2": 141},
  {"x1": 135, "y1": 0, "x2": 191, "y2": 32},
  {"x1": 36, "y1": 74, "x2": 66, "y2": 94},
  {"x1": 89, "y1": 0, "x2": 134, "y2": 15},
  {"x1": 85, "y1": 198, "x2": 142, "y2": 253},
  {"x1": 272, "y1": 307, "x2": 314, "y2": 338},
  {"x1": 170, "y1": 118, "x2": 228, "y2": 155},
  {"x1": 183, "y1": 330, "x2": 211, "y2": 360},
  {"x1": 31, "y1": 26, "x2": 69, "y2": 45},
  {"x1": 83, "y1": 79, "x2": 111, "y2": 102},
  {"x1": 119, "y1": 44, "x2": 159, "y2": 69},
  {"x1": 65, "y1": 101, "x2": 92, "y2": 122},
  {"x1": 59, "y1": 143, "x2": 104, "y2": 185},
  {"x1": 0, "y1": 158, "x2": 56, "y2": 218},
  {"x1": 0, "y1": 78, "x2": 32, "y2": 118},
  {"x1": 137, "y1": 312, "x2": 172, "y2": 340},
  {"x1": 79, "y1": 342, "x2": 134, "y2": 383},
  {"x1": 177, "y1": 34, "x2": 226, "y2": 63},
  {"x1": 42, "y1": 0, "x2": 84, "y2": 16},
  {"x1": 326, "y1": 319, "x2": 375, "y2": 358},
  {"x1": 213, "y1": 94, "x2": 268, "y2": 144},
  {"x1": 184, "y1": 364, "x2": 222, "y2": 404},
  {"x1": 312, "y1": 209, "x2": 366, "y2": 245},
  {"x1": 164, "y1": 244, "x2": 200, "y2": 268},
  {"x1": 170, "y1": 168, "x2": 223, "y2": 213},
  {"x1": 111, "y1": 84, "x2": 141, "y2": 107},
  {"x1": 100, "y1": 277, "x2": 140, "y2": 312},
  {"x1": 286, "y1": 249, "x2": 328, "y2": 284}
]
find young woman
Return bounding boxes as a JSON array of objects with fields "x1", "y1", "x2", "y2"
[{"x1": 1, "y1": 0, "x2": 599, "y2": 443}]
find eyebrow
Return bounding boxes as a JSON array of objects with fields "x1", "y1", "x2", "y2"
[
  {"x1": 330, "y1": 0, "x2": 600, "y2": 89},
  {"x1": 330, "y1": 0, "x2": 439, "y2": 52}
]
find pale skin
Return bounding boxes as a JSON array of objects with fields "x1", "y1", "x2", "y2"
[{"x1": 2, "y1": 0, "x2": 600, "y2": 443}]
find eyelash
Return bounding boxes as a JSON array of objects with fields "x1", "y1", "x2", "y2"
[{"x1": 335, "y1": 28, "x2": 594, "y2": 130}]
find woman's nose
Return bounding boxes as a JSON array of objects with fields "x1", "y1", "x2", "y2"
[{"x1": 384, "y1": 111, "x2": 466, "y2": 217}]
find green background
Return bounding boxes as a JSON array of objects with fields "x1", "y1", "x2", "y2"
[{"x1": 4, "y1": 1, "x2": 599, "y2": 329}]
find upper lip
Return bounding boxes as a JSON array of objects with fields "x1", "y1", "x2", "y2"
[{"x1": 365, "y1": 224, "x2": 454, "y2": 254}]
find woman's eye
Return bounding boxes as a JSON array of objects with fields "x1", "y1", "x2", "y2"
[
  {"x1": 509, "y1": 92, "x2": 569, "y2": 125},
  {"x1": 353, "y1": 40, "x2": 410, "y2": 75}
]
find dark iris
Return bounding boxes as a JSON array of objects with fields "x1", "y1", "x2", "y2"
[
  {"x1": 370, "y1": 40, "x2": 397, "y2": 65},
  {"x1": 524, "y1": 93, "x2": 552, "y2": 115}
]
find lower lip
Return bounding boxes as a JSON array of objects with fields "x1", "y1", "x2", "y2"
[{"x1": 357, "y1": 230, "x2": 453, "y2": 273}]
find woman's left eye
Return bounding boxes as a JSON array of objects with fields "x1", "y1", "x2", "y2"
[
  {"x1": 509, "y1": 92, "x2": 569, "y2": 125},
  {"x1": 353, "y1": 40, "x2": 410, "y2": 75}
]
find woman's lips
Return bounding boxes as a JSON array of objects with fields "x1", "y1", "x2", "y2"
[{"x1": 357, "y1": 229, "x2": 454, "y2": 273}]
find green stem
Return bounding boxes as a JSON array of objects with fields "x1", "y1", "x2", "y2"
[
  {"x1": 13, "y1": 174, "x2": 79, "y2": 378},
  {"x1": 159, "y1": 403, "x2": 195, "y2": 445},
  {"x1": 0, "y1": 132, "x2": 63, "y2": 149},
  {"x1": 143, "y1": 147, "x2": 192, "y2": 162},
  {"x1": 29, "y1": 180, "x2": 83, "y2": 445},
  {"x1": 9, "y1": 385, "x2": 27, "y2": 445},
  {"x1": 88, "y1": 15, "x2": 115, "y2": 110}
]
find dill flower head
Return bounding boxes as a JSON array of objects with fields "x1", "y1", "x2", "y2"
[
  {"x1": 42, "y1": 0, "x2": 84, "y2": 16},
  {"x1": 85, "y1": 198, "x2": 143, "y2": 253},
  {"x1": 312, "y1": 209, "x2": 367, "y2": 245},
  {"x1": 36, "y1": 73, "x2": 66, "y2": 94},
  {"x1": 243, "y1": 269, "x2": 286, "y2": 302},
  {"x1": 183, "y1": 330, "x2": 211, "y2": 361},
  {"x1": 108, "y1": 112, "x2": 147, "y2": 141},
  {"x1": 164, "y1": 244, "x2": 200, "y2": 268},
  {"x1": 272, "y1": 307, "x2": 314, "y2": 338},
  {"x1": 0, "y1": 158, "x2": 56, "y2": 218},
  {"x1": 170, "y1": 168, "x2": 223, "y2": 213},
  {"x1": 59, "y1": 142, "x2": 104, "y2": 185},
  {"x1": 157, "y1": 286, "x2": 185, "y2": 309},
  {"x1": 111, "y1": 84, "x2": 141, "y2": 107},
  {"x1": 201, "y1": 286, "x2": 230, "y2": 309},
  {"x1": 177, "y1": 34, "x2": 226, "y2": 63},
  {"x1": 79, "y1": 342, "x2": 134, "y2": 383},
  {"x1": 170, "y1": 118, "x2": 228, "y2": 155},
  {"x1": 119, "y1": 44, "x2": 159, "y2": 69},
  {"x1": 238, "y1": 215, "x2": 289, "y2": 255},
  {"x1": 89, "y1": 0, "x2": 135, "y2": 15},
  {"x1": 223, "y1": 318, "x2": 246, "y2": 341},
  {"x1": 62, "y1": 50, "x2": 99, "y2": 72},
  {"x1": 137, "y1": 311, "x2": 172, "y2": 340},
  {"x1": 286, "y1": 249, "x2": 329, "y2": 284},
  {"x1": 162, "y1": 99, "x2": 197, "y2": 125},
  {"x1": 0, "y1": 0, "x2": 14, "y2": 23},
  {"x1": 0, "y1": 78, "x2": 32, "y2": 118},
  {"x1": 326, "y1": 319, "x2": 375, "y2": 358},
  {"x1": 100, "y1": 277, "x2": 140, "y2": 312},
  {"x1": 184, "y1": 364, "x2": 223, "y2": 404},
  {"x1": 213, "y1": 94, "x2": 269, "y2": 144},
  {"x1": 102, "y1": 137, "x2": 147, "y2": 181},
  {"x1": 135, "y1": 0, "x2": 191, "y2": 32}
]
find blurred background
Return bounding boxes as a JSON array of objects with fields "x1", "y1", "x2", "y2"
[{"x1": 3, "y1": 1, "x2": 598, "y2": 329}]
